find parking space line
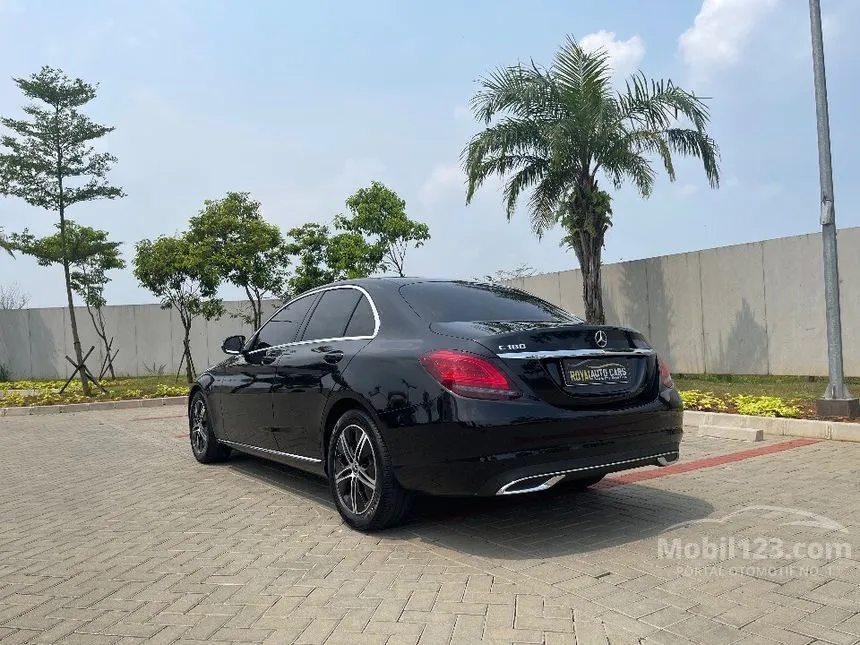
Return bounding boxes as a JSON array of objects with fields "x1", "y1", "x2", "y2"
[{"x1": 597, "y1": 438, "x2": 820, "y2": 489}]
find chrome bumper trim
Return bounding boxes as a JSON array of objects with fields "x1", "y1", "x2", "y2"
[{"x1": 495, "y1": 451, "x2": 677, "y2": 495}]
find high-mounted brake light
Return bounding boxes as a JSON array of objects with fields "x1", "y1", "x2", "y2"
[
  {"x1": 420, "y1": 350, "x2": 520, "y2": 400},
  {"x1": 657, "y1": 355, "x2": 674, "y2": 390}
]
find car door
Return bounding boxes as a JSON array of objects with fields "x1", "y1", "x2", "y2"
[
  {"x1": 218, "y1": 293, "x2": 318, "y2": 451},
  {"x1": 271, "y1": 287, "x2": 377, "y2": 459}
]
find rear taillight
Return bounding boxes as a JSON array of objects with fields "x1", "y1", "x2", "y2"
[
  {"x1": 419, "y1": 350, "x2": 520, "y2": 400},
  {"x1": 657, "y1": 355, "x2": 674, "y2": 390}
]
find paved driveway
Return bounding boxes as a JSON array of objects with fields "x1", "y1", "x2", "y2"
[{"x1": 1, "y1": 408, "x2": 859, "y2": 645}]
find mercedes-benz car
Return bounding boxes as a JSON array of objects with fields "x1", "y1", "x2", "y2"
[{"x1": 187, "y1": 278, "x2": 683, "y2": 530}]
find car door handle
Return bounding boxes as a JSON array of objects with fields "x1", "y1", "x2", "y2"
[{"x1": 324, "y1": 350, "x2": 344, "y2": 364}]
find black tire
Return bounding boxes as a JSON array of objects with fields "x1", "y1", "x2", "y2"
[
  {"x1": 189, "y1": 392, "x2": 231, "y2": 464},
  {"x1": 327, "y1": 409, "x2": 411, "y2": 531}
]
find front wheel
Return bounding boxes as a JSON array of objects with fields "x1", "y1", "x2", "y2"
[
  {"x1": 327, "y1": 409, "x2": 411, "y2": 531},
  {"x1": 189, "y1": 392, "x2": 231, "y2": 464}
]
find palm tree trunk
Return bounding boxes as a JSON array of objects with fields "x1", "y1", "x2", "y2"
[{"x1": 572, "y1": 229, "x2": 606, "y2": 325}]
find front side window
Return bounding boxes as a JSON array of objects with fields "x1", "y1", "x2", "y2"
[
  {"x1": 301, "y1": 288, "x2": 362, "y2": 341},
  {"x1": 254, "y1": 293, "x2": 317, "y2": 350}
]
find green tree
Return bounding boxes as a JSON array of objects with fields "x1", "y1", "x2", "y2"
[
  {"x1": 0, "y1": 67, "x2": 124, "y2": 393},
  {"x1": 462, "y1": 37, "x2": 719, "y2": 324},
  {"x1": 480, "y1": 263, "x2": 536, "y2": 283},
  {"x1": 286, "y1": 222, "x2": 381, "y2": 295},
  {"x1": 188, "y1": 191, "x2": 291, "y2": 329},
  {"x1": 10, "y1": 221, "x2": 125, "y2": 377},
  {"x1": 336, "y1": 181, "x2": 430, "y2": 277},
  {"x1": 0, "y1": 226, "x2": 13, "y2": 257},
  {"x1": 133, "y1": 235, "x2": 223, "y2": 383}
]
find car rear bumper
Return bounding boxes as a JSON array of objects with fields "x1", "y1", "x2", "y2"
[{"x1": 379, "y1": 396, "x2": 683, "y2": 497}]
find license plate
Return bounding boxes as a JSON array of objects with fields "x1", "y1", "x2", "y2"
[{"x1": 563, "y1": 359, "x2": 629, "y2": 386}]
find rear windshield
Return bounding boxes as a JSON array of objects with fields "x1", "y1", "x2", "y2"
[{"x1": 399, "y1": 281, "x2": 581, "y2": 323}]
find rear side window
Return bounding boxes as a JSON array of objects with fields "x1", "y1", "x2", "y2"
[
  {"x1": 399, "y1": 282, "x2": 579, "y2": 323},
  {"x1": 344, "y1": 295, "x2": 375, "y2": 337},
  {"x1": 301, "y1": 288, "x2": 362, "y2": 341},
  {"x1": 255, "y1": 293, "x2": 317, "y2": 349}
]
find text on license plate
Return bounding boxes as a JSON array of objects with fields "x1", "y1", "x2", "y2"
[{"x1": 563, "y1": 359, "x2": 629, "y2": 385}]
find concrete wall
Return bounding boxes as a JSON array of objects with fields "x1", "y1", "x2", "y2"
[
  {"x1": 0, "y1": 299, "x2": 281, "y2": 380},
  {"x1": 507, "y1": 227, "x2": 859, "y2": 377},
  {"x1": 1, "y1": 227, "x2": 858, "y2": 379}
]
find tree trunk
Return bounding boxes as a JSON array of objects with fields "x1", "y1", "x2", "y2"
[
  {"x1": 183, "y1": 326, "x2": 195, "y2": 384},
  {"x1": 59, "y1": 206, "x2": 91, "y2": 395},
  {"x1": 571, "y1": 229, "x2": 606, "y2": 325},
  {"x1": 87, "y1": 304, "x2": 116, "y2": 378},
  {"x1": 244, "y1": 284, "x2": 262, "y2": 330}
]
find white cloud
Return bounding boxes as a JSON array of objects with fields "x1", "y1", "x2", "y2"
[
  {"x1": 679, "y1": 0, "x2": 780, "y2": 78},
  {"x1": 418, "y1": 163, "x2": 465, "y2": 205},
  {"x1": 580, "y1": 30, "x2": 645, "y2": 79}
]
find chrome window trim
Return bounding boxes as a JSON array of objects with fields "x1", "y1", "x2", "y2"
[
  {"x1": 497, "y1": 348, "x2": 654, "y2": 360},
  {"x1": 220, "y1": 439, "x2": 322, "y2": 464},
  {"x1": 248, "y1": 284, "x2": 380, "y2": 355}
]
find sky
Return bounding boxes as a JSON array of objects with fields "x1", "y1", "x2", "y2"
[{"x1": 1, "y1": 0, "x2": 858, "y2": 308}]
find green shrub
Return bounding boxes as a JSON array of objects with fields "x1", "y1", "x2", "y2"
[
  {"x1": 0, "y1": 363, "x2": 10, "y2": 382},
  {"x1": 731, "y1": 395, "x2": 801, "y2": 418},
  {"x1": 679, "y1": 389, "x2": 728, "y2": 412},
  {"x1": 154, "y1": 384, "x2": 188, "y2": 398}
]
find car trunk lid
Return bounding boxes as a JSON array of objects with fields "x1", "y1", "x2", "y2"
[{"x1": 430, "y1": 320, "x2": 658, "y2": 409}]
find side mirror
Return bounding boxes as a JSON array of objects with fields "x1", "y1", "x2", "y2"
[{"x1": 222, "y1": 334, "x2": 246, "y2": 355}]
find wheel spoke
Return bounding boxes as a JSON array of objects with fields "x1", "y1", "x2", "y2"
[
  {"x1": 335, "y1": 467, "x2": 353, "y2": 485},
  {"x1": 354, "y1": 432, "x2": 368, "y2": 461},
  {"x1": 350, "y1": 476, "x2": 358, "y2": 513},
  {"x1": 339, "y1": 432, "x2": 355, "y2": 462},
  {"x1": 354, "y1": 465, "x2": 375, "y2": 491}
]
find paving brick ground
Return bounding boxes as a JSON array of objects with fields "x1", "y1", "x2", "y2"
[{"x1": 1, "y1": 408, "x2": 858, "y2": 644}]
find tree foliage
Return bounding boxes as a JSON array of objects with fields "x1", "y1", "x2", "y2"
[
  {"x1": 482, "y1": 263, "x2": 537, "y2": 283},
  {"x1": 0, "y1": 66, "x2": 124, "y2": 393},
  {"x1": 285, "y1": 222, "x2": 381, "y2": 295},
  {"x1": 133, "y1": 235, "x2": 223, "y2": 383},
  {"x1": 336, "y1": 181, "x2": 430, "y2": 277},
  {"x1": 187, "y1": 191, "x2": 291, "y2": 329},
  {"x1": 10, "y1": 221, "x2": 125, "y2": 376},
  {"x1": 0, "y1": 282, "x2": 30, "y2": 310},
  {"x1": 0, "y1": 226, "x2": 13, "y2": 257},
  {"x1": 462, "y1": 37, "x2": 719, "y2": 323}
]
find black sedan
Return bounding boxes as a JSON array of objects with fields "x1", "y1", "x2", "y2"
[{"x1": 188, "y1": 278, "x2": 683, "y2": 530}]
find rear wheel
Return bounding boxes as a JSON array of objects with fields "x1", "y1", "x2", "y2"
[
  {"x1": 328, "y1": 409, "x2": 411, "y2": 531},
  {"x1": 189, "y1": 392, "x2": 231, "y2": 464}
]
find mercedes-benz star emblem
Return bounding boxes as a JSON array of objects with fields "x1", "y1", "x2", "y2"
[{"x1": 594, "y1": 330, "x2": 608, "y2": 348}]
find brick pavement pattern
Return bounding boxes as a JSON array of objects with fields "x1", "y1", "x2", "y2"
[{"x1": 1, "y1": 408, "x2": 859, "y2": 644}]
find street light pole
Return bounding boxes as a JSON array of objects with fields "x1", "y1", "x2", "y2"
[{"x1": 808, "y1": 0, "x2": 858, "y2": 418}]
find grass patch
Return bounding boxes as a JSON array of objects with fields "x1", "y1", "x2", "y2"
[
  {"x1": 0, "y1": 376, "x2": 189, "y2": 407},
  {"x1": 676, "y1": 373, "x2": 860, "y2": 421}
]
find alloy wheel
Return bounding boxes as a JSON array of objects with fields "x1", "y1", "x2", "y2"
[
  {"x1": 333, "y1": 423, "x2": 378, "y2": 515},
  {"x1": 190, "y1": 398, "x2": 209, "y2": 455}
]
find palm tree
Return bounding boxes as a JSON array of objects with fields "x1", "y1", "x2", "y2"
[{"x1": 462, "y1": 36, "x2": 720, "y2": 324}]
